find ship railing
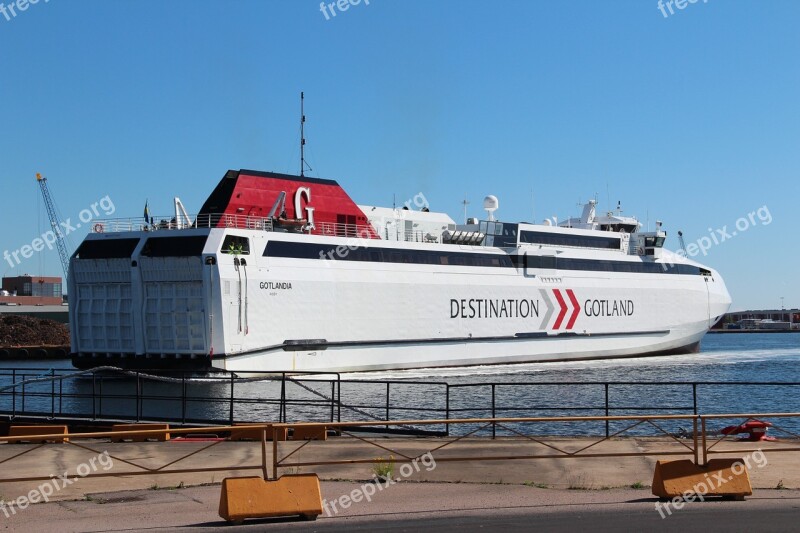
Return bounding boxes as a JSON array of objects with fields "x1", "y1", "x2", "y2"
[
  {"x1": 317, "y1": 221, "x2": 376, "y2": 239},
  {"x1": 91, "y1": 214, "x2": 274, "y2": 233}
]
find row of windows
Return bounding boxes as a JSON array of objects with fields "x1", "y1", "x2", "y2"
[
  {"x1": 74, "y1": 236, "x2": 699, "y2": 276},
  {"x1": 512, "y1": 255, "x2": 701, "y2": 275},
  {"x1": 520, "y1": 230, "x2": 621, "y2": 250},
  {"x1": 75, "y1": 238, "x2": 141, "y2": 259},
  {"x1": 22, "y1": 282, "x2": 62, "y2": 297},
  {"x1": 266, "y1": 241, "x2": 701, "y2": 275},
  {"x1": 75, "y1": 236, "x2": 209, "y2": 259},
  {"x1": 265, "y1": 241, "x2": 514, "y2": 268}
]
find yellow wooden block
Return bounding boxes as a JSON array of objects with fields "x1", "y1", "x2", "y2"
[
  {"x1": 219, "y1": 475, "x2": 323, "y2": 523},
  {"x1": 8, "y1": 425, "x2": 69, "y2": 443},
  {"x1": 652, "y1": 459, "x2": 752, "y2": 500}
]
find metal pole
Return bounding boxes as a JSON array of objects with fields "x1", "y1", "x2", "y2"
[
  {"x1": 605, "y1": 383, "x2": 610, "y2": 438},
  {"x1": 693, "y1": 417, "x2": 699, "y2": 465},
  {"x1": 491, "y1": 384, "x2": 496, "y2": 439},
  {"x1": 701, "y1": 417, "x2": 708, "y2": 466},
  {"x1": 337, "y1": 376, "x2": 341, "y2": 423},
  {"x1": 272, "y1": 426, "x2": 279, "y2": 481},
  {"x1": 445, "y1": 385, "x2": 450, "y2": 437},
  {"x1": 692, "y1": 384, "x2": 698, "y2": 415},
  {"x1": 385, "y1": 382, "x2": 390, "y2": 430},
  {"x1": 182, "y1": 375, "x2": 187, "y2": 424},
  {"x1": 92, "y1": 372, "x2": 96, "y2": 419},
  {"x1": 229, "y1": 374, "x2": 235, "y2": 425},
  {"x1": 11, "y1": 369, "x2": 16, "y2": 417},
  {"x1": 330, "y1": 380, "x2": 335, "y2": 423},
  {"x1": 136, "y1": 372, "x2": 141, "y2": 422},
  {"x1": 261, "y1": 427, "x2": 268, "y2": 480},
  {"x1": 280, "y1": 374, "x2": 286, "y2": 423},
  {"x1": 50, "y1": 368, "x2": 55, "y2": 419},
  {"x1": 58, "y1": 375, "x2": 63, "y2": 416}
]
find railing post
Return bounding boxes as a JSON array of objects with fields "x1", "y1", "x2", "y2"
[
  {"x1": 229, "y1": 374, "x2": 235, "y2": 425},
  {"x1": 385, "y1": 382, "x2": 390, "y2": 429},
  {"x1": 279, "y1": 374, "x2": 286, "y2": 423},
  {"x1": 330, "y1": 380, "x2": 335, "y2": 423},
  {"x1": 136, "y1": 371, "x2": 141, "y2": 422},
  {"x1": 491, "y1": 384, "x2": 496, "y2": 439},
  {"x1": 701, "y1": 417, "x2": 708, "y2": 466},
  {"x1": 261, "y1": 427, "x2": 268, "y2": 480},
  {"x1": 11, "y1": 369, "x2": 16, "y2": 418},
  {"x1": 58, "y1": 374, "x2": 63, "y2": 416},
  {"x1": 182, "y1": 375, "x2": 187, "y2": 424},
  {"x1": 693, "y1": 417, "x2": 699, "y2": 465},
  {"x1": 692, "y1": 384, "x2": 698, "y2": 415},
  {"x1": 272, "y1": 426, "x2": 279, "y2": 481},
  {"x1": 337, "y1": 376, "x2": 341, "y2": 423},
  {"x1": 92, "y1": 371, "x2": 96, "y2": 419},
  {"x1": 445, "y1": 384, "x2": 450, "y2": 437},
  {"x1": 604, "y1": 383, "x2": 610, "y2": 438},
  {"x1": 49, "y1": 368, "x2": 55, "y2": 419}
]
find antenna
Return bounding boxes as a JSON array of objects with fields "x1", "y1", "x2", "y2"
[
  {"x1": 300, "y1": 92, "x2": 311, "y2": 177},
  {"x1": 678, "y1": 231, "x2": 688, "y2": 254},
  {"x1": 462, "y1": 194, "x2": 470, "y2": 224}
]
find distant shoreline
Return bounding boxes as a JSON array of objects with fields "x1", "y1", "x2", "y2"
[
  {"x1": 708, "y1": 329, "x2": 798, "y2": 334},
  {"x1": 0, "y1": 345, "x2": 70, "y2": 359}
]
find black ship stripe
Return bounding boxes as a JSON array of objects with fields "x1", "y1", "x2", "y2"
[{"x1": 264, "y1": 240, "x2": 702, "y2": 275}]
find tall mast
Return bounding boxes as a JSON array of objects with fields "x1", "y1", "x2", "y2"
[{"x1": 300, "y1": 91, "x2": 308, "y2": 177}]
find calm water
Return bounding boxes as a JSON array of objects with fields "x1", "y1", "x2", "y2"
[{"x1": 2, "y1": 333, "x2": 799, "y2": 436}]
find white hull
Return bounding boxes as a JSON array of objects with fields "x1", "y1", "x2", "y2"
[{"x1": 68, "y1": 169, "x2": 731, "y2": 374}]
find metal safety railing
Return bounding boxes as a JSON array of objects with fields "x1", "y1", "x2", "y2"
[
  {"x1": 271, "y1": 412, "x2": 800, "y2": 479},
  {"x1": 3, "y1": 369, "x2": 800, "y2": 440},
  {"x1": 0, "y1": 413, "x2": 797, "y2": 489}
]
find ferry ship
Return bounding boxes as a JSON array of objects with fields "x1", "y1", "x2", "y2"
[{"x1": 69, "y1": 169, "x2": 731, "y2": 373}]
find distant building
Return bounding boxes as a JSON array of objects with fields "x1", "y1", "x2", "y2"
[
  {"x1": 0, "y1": 276, "x2": 63, "y2": 306},
  {"x1": 714, "y1": 308, "x2": 800, "y2": 330}
]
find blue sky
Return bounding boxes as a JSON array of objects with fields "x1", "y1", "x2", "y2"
[{"x1": 0, "y1": 0, "x2": 797, "y2": 311}]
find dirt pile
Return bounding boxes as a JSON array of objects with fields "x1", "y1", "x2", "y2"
[{"x1": 0, "y1": 314, "x2": 70, "y2": 347}]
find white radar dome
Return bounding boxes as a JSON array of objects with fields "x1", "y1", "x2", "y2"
[{"x1": 483, "y1": 195, "x2": 499, "y2": 221}]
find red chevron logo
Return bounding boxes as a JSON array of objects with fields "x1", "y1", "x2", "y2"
[
  {"x1": 565, "y1": 289, "x2": 581, "y2": 330},
  {"x1": 552, "y1": 289, "x2": 581, "y2": 330},
  {"x1": 552, "y1": 289, "x2": 568, "y2": 329}
]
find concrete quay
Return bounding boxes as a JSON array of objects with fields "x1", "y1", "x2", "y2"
[{"x1": 0, "y1": 435, "x2": 797, "y2": 531}]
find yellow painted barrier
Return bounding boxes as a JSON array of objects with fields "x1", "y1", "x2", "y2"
[
  {"x1": 218, "y1": 474, "x2": 323, "y2": 523},
  {"x1": 111, "y1": 423, "x2": 171, "y2": 442},
  {"x1": 292, "y1": 425, "x2": 328, "y2": 441},
  {"x1": 652, "y1": 459, "x2": 752, "y2": 500},
  {"x1": 8, "y1": 425, "x2": 69, "y2": 443}
]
